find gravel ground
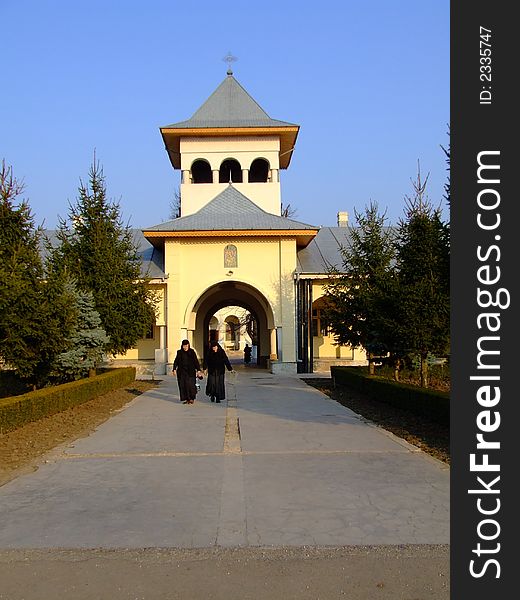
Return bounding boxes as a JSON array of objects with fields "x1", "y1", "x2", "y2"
[{"x1": 0, "y1": 545, "x2": 450, "y2": 600}]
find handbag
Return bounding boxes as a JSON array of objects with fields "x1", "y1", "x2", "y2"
[{"x1": 196, "y1": 373, "x2": 203, "y2": 391}]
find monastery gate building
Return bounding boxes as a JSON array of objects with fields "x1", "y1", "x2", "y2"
[{"x1": 118, "y1": 70, "x2": 366, "y2": 374}]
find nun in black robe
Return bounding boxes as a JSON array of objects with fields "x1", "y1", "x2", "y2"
[
  {"x1": 172, "y1": 340, "x2": 202, "y2": 404},
  {"x1": 204, "y1": 342, "x2": 233, "y2": 403}
]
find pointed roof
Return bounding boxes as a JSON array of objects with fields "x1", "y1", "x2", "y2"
[
  {"x1": 160, "y1": 74, "x2": 299, "y2": 169},
  {"x1": 164, "y1": 74, "x2": 297, "y2": 129},
  {"x1": 143, "y1": 185, "x2": 318, "y2": 247}
]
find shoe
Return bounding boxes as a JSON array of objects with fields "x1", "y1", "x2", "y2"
[
  {"x1": 189, "y1": 400, "x2": 195, "y2": 404},
  {"x1": 216, "y1": 399, "x2": 221, "y2": 403},
  {"x1": 211, "y1": 397, "x2": 215, "y2": 402},
  {"x1": 182, "y1": 400, "x2": 189, "y2": 404}
]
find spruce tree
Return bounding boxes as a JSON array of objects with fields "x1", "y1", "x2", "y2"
[
  {"x1": 33, "y1": 271, "x2": 79, "y2": 387},
  {"x1": 440, "y1": 126, "x2": 450, "y2": 208},
  {"x1": 394, "y1": 166, "x2": 450, "y2": 387},
  {"x1": 0, "y1": 161, "x2": 75, "y2": 387},
  {"x1": 324, "y1": 201, "x2": 396, "y2": 374},
  {"x1": 51, "y1": 280, "x2": 109, "y2": 382},
  {"x1": 0, "y1": 160, "x2": 42, "y2": 377},
  {"x1": 50, "y1": 158, "x2": 156, "y2": 356}
]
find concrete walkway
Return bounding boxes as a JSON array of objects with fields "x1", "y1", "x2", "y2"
[{"x1": 0, "y1": 366, "x2": 449, "y2": 549}]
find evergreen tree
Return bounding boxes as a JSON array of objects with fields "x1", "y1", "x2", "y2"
[
  {"x1": 394, "y1": 166, "x2": 450, "y2": 387},
  {"x1": 440, "y1": 128, "x2": 451, "y2": 255},
  {"x1": 33, "y1": 272, "x2": 79, "y2": 387},
  {"x1": 51, "y1": 280, "x2": 109, "y2": 382},
  {"x1": 0, "y1": 160, "x2": 42, "y2": 377},
  {"x1": 440, "y1": 125, "x2": 450, "y2": 208},
  {"x1": 49, "y1": 158, "x2": 156, "y2": 356},
  {"x1": 0, "y1": 161, "x2": 75, "y2": 387},
  {"x1": 324, "y1": 201, "x2": 396, "y2": 374}
]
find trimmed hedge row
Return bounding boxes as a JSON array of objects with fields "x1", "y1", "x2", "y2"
[
  {"x1": 0, "y1": 367, "x2": 136, "y2": 434},
  {"x1": 330, "y1": 366, "x2": 449, "y2": 425}
]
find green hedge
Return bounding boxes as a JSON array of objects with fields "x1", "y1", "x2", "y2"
[
  {"x1": 330, "y1": 366, "x2": 449, "y2": 425},
  {"x1": 0, "y1": 367, "x2": 136, "y2": 434}
]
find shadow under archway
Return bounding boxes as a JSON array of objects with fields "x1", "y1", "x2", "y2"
[{"x1": 190, "y1": 281, "x2": 275, "y2": 369}]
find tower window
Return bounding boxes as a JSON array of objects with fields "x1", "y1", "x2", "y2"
[
  {"x1": 191, "y1": 159, "x2": 212, "y2": 183},
  {"x1": 249, "y1": 158, "x2": 269, "y2": 183},
  {"x1": 219, "y1": 159, "x2": 242, "y2": 183}
]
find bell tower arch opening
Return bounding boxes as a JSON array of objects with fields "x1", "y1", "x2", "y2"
[
  {"x1": 219, "y1": 159, "x2": 243, "y2": 183},
  {"x1": 249, "y1": 158, "x2": 270, "y2": 183},
  {"x1": 191, "y1": 159, "x2": 212, "y2": 183}
]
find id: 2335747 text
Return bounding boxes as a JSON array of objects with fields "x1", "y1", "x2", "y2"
[{"x1": 480, "y1": 26, "x2": 492, "y2": 105}]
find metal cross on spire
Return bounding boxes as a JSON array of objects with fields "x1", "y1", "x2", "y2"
[{"x1": 223, "y1": 51, "x2": 238, "y2": 75}]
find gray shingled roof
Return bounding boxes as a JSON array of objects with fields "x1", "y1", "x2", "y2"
[
  {"x1": 297, "y1": 226, "x2": 397, "y2": 273},
  {"x1": 163, "y1": 74, "x2": 297, "y2": 129},
  {"x1": 40, "y1": 230, "x2": 165, "y2": 279},
  {"x1": 297, "y1": 227, "x2": 352, "y2": 273},
  {"x1": 131, "y1": 230, "x2": 166, "y2": 278},
  {"x1": 139, "y1": 225, "x2": 353, "y2": 276},
  {"x1": 145, "y1": 185, "x2": 317, "y2": 232},
  {"x1": 41, "y1": 225, "x2": 355, "y2": 279}
]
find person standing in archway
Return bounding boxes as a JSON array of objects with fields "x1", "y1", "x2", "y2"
[
  {"x1": 244, "y1": 343, "x2": 252, "y2": 364},
  {"x1": 172, "y1": 339, "x2": 203, "y2": 404},
  {"x1": 204, "y1": 341, "x2": 234, "y2": 403}
]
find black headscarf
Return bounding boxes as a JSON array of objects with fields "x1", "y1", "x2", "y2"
[{"x1": 179, "y1": 340, "x2": 191, "y2": 368}]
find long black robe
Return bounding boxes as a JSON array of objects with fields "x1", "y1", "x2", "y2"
[
  {"x1": 205, "y1": 347, "x2": 232, "y2": 401},
  {"x1": 173, "y1": 348, "x2": 201, "y2": 402}
]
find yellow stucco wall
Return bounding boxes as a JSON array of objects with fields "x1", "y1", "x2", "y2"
[
  {"x1": 118, "y1": 327, "x2": 159, "y2": 360},
  {"x1": 311, "y1": 280, "x2": 366, "y2": 362},
  {"x1": 149, "y1": 283, "x2": 166, "y2": 326},
  {"x1": 164, "y1": 236, "x2": 297, "y2": 364},
  {"x1": 112, "y1": 262, "x2": 367, "y2": 368},
  {"x1": 113, "y1": 268, "x2": 367, "y2": 367},
  {"x1": 112, "y1": 284, "x2": 166, "y2": 361}
]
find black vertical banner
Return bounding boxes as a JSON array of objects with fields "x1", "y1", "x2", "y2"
[{"x1": 451, "y1": 2, "x2": 516, "y2": 597}]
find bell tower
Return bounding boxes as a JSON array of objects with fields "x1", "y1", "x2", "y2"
[{"x1": 160, "y1": 69, "x2": 299, "y2": 217}]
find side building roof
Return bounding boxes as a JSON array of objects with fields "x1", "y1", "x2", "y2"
[
  {"x1": 296, "y1": 227, "x2": 351, "y2": 274},
  {"x1": 41, "y1": 221, "x2": 358, "y2": 282},
  {"x1": 40, "y1": 230, "x2": 166, "y2": 280}
]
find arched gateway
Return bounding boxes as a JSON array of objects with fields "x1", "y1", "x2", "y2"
[
  {"x1": 113, "y1": 69, "x2": 368, "y2": 373},
  {"x1": 190, "y1": 281, "x2": 274, "y2": 367}
]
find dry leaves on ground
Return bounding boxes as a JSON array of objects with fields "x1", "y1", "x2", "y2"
[{"x1": 0, "y1": 380, "x2": 158, "y2": 487}]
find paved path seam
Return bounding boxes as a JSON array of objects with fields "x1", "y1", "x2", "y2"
[
  {"x1": 223, "y1": 378, "x2": 241, "y2": 455},
  {"x1": 216, "y1": 382, "x2": 247, "y2": 545},
  {"x1": 58, "y1": 448, "x2": 423, "y2": 460}
]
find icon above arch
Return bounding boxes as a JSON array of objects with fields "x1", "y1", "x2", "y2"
[{"x1": 224, "y1": 244, "x2": 238, "y2": 268}]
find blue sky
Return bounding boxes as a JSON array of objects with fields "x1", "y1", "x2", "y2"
[{"x1": 2, "y1": 0, "x2": 449, "y2": 229}]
